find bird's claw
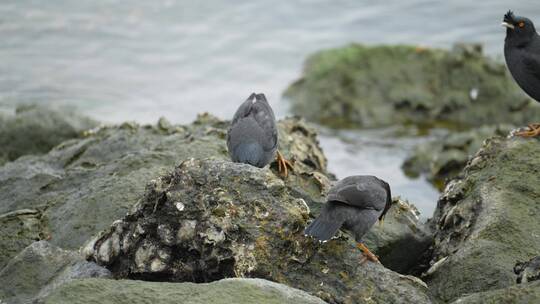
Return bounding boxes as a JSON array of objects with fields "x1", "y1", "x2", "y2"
[
  {"x1": 514, "y1": 123, "x2": 540, "y2": 138},
  {"x1": 357, "y1": 243, "x2": 380, "y2": 264},
  {"x1": 276, "y1": 150, "x2": 294, "y2": 177}
]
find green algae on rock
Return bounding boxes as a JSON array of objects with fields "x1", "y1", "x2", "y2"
[
  {"x1": 85, "y1": 159, "x2": 432, "y2": 304},
  {"x1": 43, "y1": 278, "x2": 327, "y2": 304},
  {"x1": 424, "y1": 136, "x2": 540, "y2": 302},
  {"x1": 284, "y1": 43, "x2": 540, "y2": 129},
  {"x1": 401, "y1": 125, "x2": 515, "y2": 190},
  {"x1": 0, "y1": 104, "x2": 97, "y2": 165}
]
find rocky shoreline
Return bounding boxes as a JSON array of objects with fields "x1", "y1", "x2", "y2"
[{"x1": 1, "y1": 44, "x2": 539, "y2": 304}]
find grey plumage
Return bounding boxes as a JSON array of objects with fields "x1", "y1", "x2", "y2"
[
  {"x1": 304, "y1": 175, "x2": 392, "y2": 243},
  {"x1": 227, "y1": 93, "x2": 278, "y2": 168}
]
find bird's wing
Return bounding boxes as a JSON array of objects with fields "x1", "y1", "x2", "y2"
[
  {"x1": 250, "y1": 94, "x2": 278, "y2": 151},
  {"x1": 327, "y1": 176, "x2": 388, "y2": 211},
  {"x1": 229, "y1": 94, "x2": 278, "y2": 152},
  {"x1": 522, "y1": 51, "x2": 540, "y2": 80},
  {"x1": 231, "y1": 93, "x2": 257, "y2": 125},
  {"x1": 304, "y1": 202, "x2": 349, "y2": 241}
]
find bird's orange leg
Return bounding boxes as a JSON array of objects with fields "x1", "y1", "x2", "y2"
[
  {"x1": 515, "y1": 123, "x2": 540, "y2": 138},
  {"x1": 357, "y1": 243, "x2": 380, "y2": 264},
  {"x1": 276, "y1": 150, "x2": 294, "y2": 177}
]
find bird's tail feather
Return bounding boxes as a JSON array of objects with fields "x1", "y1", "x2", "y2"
[
  {"x1": 304, "y1": 217, "x2": 341, "y2": 241},
  {"x1": 233, "y1": 142, "x2": 265, "y2": 167}
]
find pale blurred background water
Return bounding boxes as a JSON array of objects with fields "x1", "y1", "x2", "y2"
[{"x1": 1, "y1": 0, "x2": 539, "y2": 216}]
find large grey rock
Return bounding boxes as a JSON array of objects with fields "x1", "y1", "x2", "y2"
[
  {"x1": 450, "y1": 281, "x2": 540, "y2": 304},
  {"x1": 285, "y1": 43, "x2": 540, "y2": 129},
  {"x1": 42, "y1": 278, "x2": 327, "y2": 304},
  {"x1": 402, "y1": 125, "x2": 514, "y2": 190},
  {"x1": 0, "y1": 209, "x2": 48, "y2": 270},
  {"x1": 0, "y1": 104, "x2": 97, "y2": 165},
  {"x1": 85, "y1": 158, "x2": 432, "y2": 304},
  {"x1": 0, "y1": 114, "x2": 328, "y2": 267},
  {"x1": 0, "y1": 241, "x2": 110, "y2": 304},
  {"x1": 424, "y1": 137, "x2": 540, "y2": 302}
]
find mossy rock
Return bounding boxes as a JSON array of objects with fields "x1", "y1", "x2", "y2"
[
  {"x1": 0, "y1": 104, "x2": 97, "y2": 165},
  {"x1": 424, "y1": 136, "x2": 540, "y2": 302},
  {"x1": 285, "y1": 43, "x2": 540, "y2": 129}
]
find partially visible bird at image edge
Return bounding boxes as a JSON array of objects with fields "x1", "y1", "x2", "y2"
[{"x1": 502, "y1": 10, "x2": 540, "y2": 137}]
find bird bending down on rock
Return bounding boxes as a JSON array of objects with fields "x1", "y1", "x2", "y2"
[
  {"x1": 502, "y1": 11, "x2": 540, "y2": 137},
  {"x1": 304, "y1": 175, "x2": 392, "y2": 263},
  {"x1": 227, "y1": 93, "x2": 293, "y2": 176}
]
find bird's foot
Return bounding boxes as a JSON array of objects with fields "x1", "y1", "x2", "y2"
[
  {"x1": 276, "y1": 150, "x2": 294, "y2": 177},
  {"x1": 514, "y1": 123, "x2": 540, "y2": 138},
  {"x1": 357, "y1": 243, "x2": 380, "y2": 264}
]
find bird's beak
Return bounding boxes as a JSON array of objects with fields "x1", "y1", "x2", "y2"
[{"x1": 501, "y1": 22, "x2": 515, "y2": 30}]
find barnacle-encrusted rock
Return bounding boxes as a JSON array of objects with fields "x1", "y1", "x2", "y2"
[
  {"x1": 0, "y1": 114, "x2": 328, "y2": 266},
  {"x1": 424, "y1": 137, "x2": 540, "y2": 302},
  {"x1": 285, "y1": 43, "x2": 540, "y2": 129},
  {"x1": 86, "y1": 159, "x2": 432, "y2": 304}
]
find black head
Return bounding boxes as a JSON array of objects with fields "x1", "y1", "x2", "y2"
[
  {"x1": 378, "y1": 180, "x2": 392, "y2": 221},
  {"x1": 503, "y1": 11, "x2": 537, "y2": 47}
]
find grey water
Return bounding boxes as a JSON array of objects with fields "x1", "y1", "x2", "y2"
[{"x1": 2, "y1": 1, "x2": 539, "y2": 217}]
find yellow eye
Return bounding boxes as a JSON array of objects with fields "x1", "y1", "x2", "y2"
[{"x1": 519, "y1": 22, "x2": 525, "y2": 28}]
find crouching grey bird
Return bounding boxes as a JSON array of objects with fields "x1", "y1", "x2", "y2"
[
  {"x1": 227, "y1": 93, "x2": 293, "y2": 176},
  {"x1": 304, "y1": 175, "x2": 392, "y2": 263}
]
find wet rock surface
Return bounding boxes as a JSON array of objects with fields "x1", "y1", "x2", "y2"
[
  {"x1": 0, "y1": 241, "x2": 110, "y2": 304},
  {"x1": 424, "y1": 137, "x2": 540, "y2": 302},
  {"x1": 0, "y1": 114, "x2": 328, "y2": 266},
  {"x1": 285, "y1": 43, "x2": 540, "y2": 129},
  {"x1": 85, "y1": 159, "x2": 432, "y2": 304},
  {"x1": 42, "y1": 278, "x2": 328, "y2": 304},
  {"x1": 402, "y1": 125, "x2": 514, "y2": 190},
  {"x1": 0, "y1": 104, "x2": 97, "y2": 165}
]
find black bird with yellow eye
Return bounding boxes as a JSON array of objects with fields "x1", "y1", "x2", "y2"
[{"x1": 502, "y1": 11, "x2": 540, "y2": 137}]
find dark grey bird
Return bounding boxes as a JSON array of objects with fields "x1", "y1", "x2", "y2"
[
  {"x1": 304, "y1": 175, "x2": 392, "y2": 263},
  {"x1": 502, "y1": 11, "x2": 540, "y2": 137},
  {"x1": 227, "y1": 93, "x2": 293, "y2": 176}
]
